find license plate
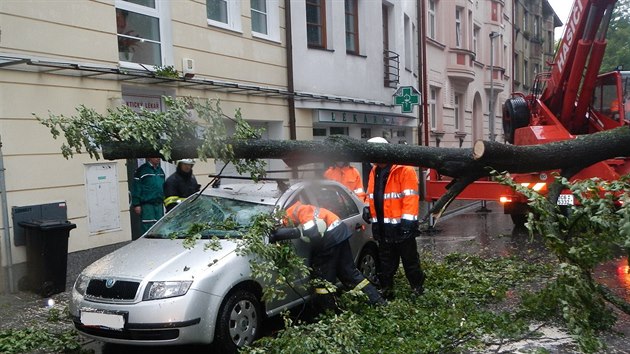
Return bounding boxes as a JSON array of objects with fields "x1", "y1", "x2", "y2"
[
  {"x1": 80, "y1": 310, "x2": 125, "y2": 330},
  {"x1": 557, "y1": 194, "x2": 574, "y2": 206}
]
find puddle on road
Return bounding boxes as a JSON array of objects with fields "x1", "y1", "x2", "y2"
[
  {"x1": 595, "y1": 256, "x2": 630, "y2": 303},
  {"x1": 420, "y1": 203, "x2": 630, "y2": 303}
]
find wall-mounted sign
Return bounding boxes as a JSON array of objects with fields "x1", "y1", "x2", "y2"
[
  {"x1": 122, "y1": 94, "x2": 163, "y2": 112},
  {"x1": 393, "y1": 86, "x2": 421, "y2": 113},
  {"x1": 316, "y1": 110, "x2": 415, "y2": 126}
]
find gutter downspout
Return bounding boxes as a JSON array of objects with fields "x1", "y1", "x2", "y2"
[
  {"x1": 284, "y1": 0, "x2": 298, "y2": 178},
  {"x1": 285, "y1": 0, "x2": 296, "y2": 141},
  {"x1": 0, "y1": 135, "x2": 15, "y2": 293},
  {"x1": 419, "y1": 0, "x2": 429, "y2": 147}
]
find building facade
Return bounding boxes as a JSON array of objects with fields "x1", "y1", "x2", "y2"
[
  {"x1": 0, "y1": 0, "x2": 560, "y2": 293},
  {"x1": 0, "y1": 0, "x2": 291, "y2": 292},
  {"x1": 512, "y1": 0, "x2": 562, "y2": 94}
]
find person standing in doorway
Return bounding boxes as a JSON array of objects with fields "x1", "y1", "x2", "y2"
[
  {"x1": 131, "y1": 157, "x2": 165, "y2": 233},
  {"x1": 163, "y1": 159, "x2": 201, "y2": 212},
  {"x1": 366, "y1": 137, "x2": 425, "y2": 299}
]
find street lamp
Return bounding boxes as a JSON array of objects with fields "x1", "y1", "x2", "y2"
[{"x1": 488, "y1": 31, "x2": 502, "y2": 141}]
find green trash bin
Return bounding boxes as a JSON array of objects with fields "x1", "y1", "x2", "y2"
[{"x1": 18, "y1": 219, "x2": 76, "y2": 297}]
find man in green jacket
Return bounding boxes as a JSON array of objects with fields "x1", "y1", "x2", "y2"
[{"x1": 131, "y1": 157, "x2": 165, "y2": 233}]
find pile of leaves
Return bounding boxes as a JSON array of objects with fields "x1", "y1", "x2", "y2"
[{"x1": 245, "y1": 253, "x2": 559, "y2": 354}]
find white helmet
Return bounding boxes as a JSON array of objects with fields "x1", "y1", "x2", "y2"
[
  {"x1": 177, "y1": 159, "x2": 196, "y2": 165},
  {"x1": 367, "y1": 137, "x2": 389, "y2": 144}
]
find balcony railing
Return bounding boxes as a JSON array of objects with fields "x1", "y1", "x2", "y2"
[{"x1": 383, "y1": 50, "x2": 400, "y2": 88}]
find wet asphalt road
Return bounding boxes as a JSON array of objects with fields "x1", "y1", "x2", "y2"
[{"x1": 81, "y1": 201, "x2": 630, "y2": 353}]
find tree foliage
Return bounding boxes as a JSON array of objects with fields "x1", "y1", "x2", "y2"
[
  {"x1": 601, "y1": 0, "x2": 630, "y2": 72},
  {"x1": 498, "y1": 173, "x2": 630, "y2": 352},
  {"x1": 36, "y1": 97, "x2": 267, "y2": 179}
]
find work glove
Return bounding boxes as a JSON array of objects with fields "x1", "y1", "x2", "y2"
[
  {"x1": 400, "y1": 220, "x2": 418, "y2": 239},
  {"x1": 269, "y1": 227, "x2": 301, "y2": 243}
]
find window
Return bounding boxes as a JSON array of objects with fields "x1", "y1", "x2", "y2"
[
  {"x1": 306, "y1": 0, "x2": 326, "y2": 48},
  {"x1": 345, "y1": 0, "x2": 359, "y2": 54},
  {"x1": 473, "y1": 26, "x2": 479, "y2": 57},
  {"x1": 524, "y1": 59, "x2": 529, "y2": 85},
  {"x1": 455, "y1": 8, "x2": 462, "y2": 48},
  {"x1": 116, "y1": 0, "x2": 165, "y2": 67},
  {"x1": 251, "y1": 0, "x2": 280, "y2": 41},
  {"x1": 251, "y1": 0, "x2": 268, "y2": 34},
  {"x1": 330, "y1": 126, "x2": 349, "y2": 135},
  {"x1": 361, "y1": 128, "x2": 372, "y2": 139},
  {"x1": 429, "y1": 87, "x2": 438, "y2": 129},
  {"x1": 514, "y1": 53, "x2": 520, "y2": 81},
  {"x1": 454, "y1": 94, "x2": 461, "y2": 131},
  {"x1": 534, "y1": 16, "x2": 540, "y2": 37},
  {"x1": 207, "y1": 0, "x2": 241, "y2": 31},
  {"x1": 428, "y1": 0, "x2": 436, "y2": 40},
  {"x1": 313, "y1": 128, "x2": 327, "y2": 137},
  {"x1": 315, "y1": 186, "x2": 359, "y2": 220},
  {"x1": 523, "y1": 10, "x2": 528, "y2": 32}
]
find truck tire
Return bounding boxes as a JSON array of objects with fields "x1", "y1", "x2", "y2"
[{"x1": 502, "y1": 97, "x2": 530, "y2": 144}]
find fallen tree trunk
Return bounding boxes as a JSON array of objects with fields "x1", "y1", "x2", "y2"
[{"x1": 103, "y1": 126, "x2": 630, "y2": 219}]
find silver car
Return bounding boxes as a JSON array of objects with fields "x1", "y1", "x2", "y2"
[{"x1": 69, "y1": 179, "x2": 378, "y2": 352}]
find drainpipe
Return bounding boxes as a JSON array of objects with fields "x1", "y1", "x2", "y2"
[
  {"x1": 419, "y1": 0, "x2": 429, "y2": 147},
  {"x1": 284, "y1": 0, "x2": 296, "y2": 141},
  {"x1": 0, "y1": 135, "x2": 15, "y2": 293},
  {"x1": 284, "y1": 0, "x2": 298, "y2": 178}
]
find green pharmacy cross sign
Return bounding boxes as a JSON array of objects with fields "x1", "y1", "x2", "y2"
[{"x1": 393, "y1": 86, "x2": 420, "y2": 113}]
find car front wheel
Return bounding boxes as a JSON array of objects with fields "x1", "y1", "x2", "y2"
[
  {"x1": 214, "y1": 289, "x2": 261, "y2": 353},
  {"x1": 357, "y1": 246, "x2": 379, "y2": 286}
]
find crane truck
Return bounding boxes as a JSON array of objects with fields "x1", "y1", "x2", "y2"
[{"x1": 424, "y1": 0, "x2": 630, "y2": 225}]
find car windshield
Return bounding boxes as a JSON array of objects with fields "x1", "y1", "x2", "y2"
[{"x1": 145, "y1": 195, "x2": 275, "y2": 239}]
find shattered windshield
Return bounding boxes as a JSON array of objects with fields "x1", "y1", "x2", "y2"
[{"x1": 145, "y1": 195, "x2": 275, "y2": 239}]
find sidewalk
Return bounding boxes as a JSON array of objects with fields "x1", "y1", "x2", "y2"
[{"x1": 0, "y1": 241, "x2": 130, "y2": 332}]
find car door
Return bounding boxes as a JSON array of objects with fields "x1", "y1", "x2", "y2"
[
  {"x1": 308, "y1": 183, "x2": 364, "y2": 257},
  {"x1": 265, "y1": 189, "x2": 315, "y2": 313}
]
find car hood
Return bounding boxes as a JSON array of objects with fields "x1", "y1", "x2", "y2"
[{"x1": 80, "y1": 238, "x2": 240, "y2": 282}]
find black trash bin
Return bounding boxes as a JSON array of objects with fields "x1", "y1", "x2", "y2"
[{"x1": 18, "y1": 219, "x2": 76, "y2": 297}]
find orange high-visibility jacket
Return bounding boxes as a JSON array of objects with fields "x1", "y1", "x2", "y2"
[
  {"x1": 323, "y1": 165, "x2": 366, "y2": 202},
  {"x1": 284, "y1": 201, "x2": 349, "y2": 249},
  {"x1": 284, "y1": 201, "x2": 341, "y2": 232},
  {"x1": 366, "y1": 164, "x2": 419, "y2": 225}
]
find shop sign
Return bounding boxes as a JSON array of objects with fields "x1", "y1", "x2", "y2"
[
  {"x1": 317, "y1": 110, "x2": 413, "y2": 126},
  {"x1": 122, "y1": 94, "x2": 163, "y2": 112}
]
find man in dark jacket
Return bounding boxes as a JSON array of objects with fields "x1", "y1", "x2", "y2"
[
  {"x1": 163, "y1": 159, "x2": 201, "y2": 212},
  {"x1": 131, "y1": 157, "x2": 165, "y2": 233}
]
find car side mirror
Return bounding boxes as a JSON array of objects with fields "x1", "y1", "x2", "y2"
[
  {"x1": 362, "y1": 206, "x2": 371, "y2": 224},
  {"x1": 269, "y1": 227, "x2": 302, "y2": 243}
]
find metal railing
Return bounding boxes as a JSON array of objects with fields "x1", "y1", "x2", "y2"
[{"x1": 383, "y1": 50, "x2": 400, "y2": 88}]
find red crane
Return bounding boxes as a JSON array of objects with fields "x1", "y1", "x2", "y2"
[{"x1": 425, "y1": 0, "x2": 630, "y2": 225}]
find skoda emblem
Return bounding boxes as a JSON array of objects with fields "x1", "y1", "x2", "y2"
[{"x1": 105, "y1": 279, "x2": 116, "y2": 288}]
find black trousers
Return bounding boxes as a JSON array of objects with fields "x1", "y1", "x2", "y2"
[
  {"x1": 311, "y1": 239, "x2": 382, "y2": 308},
  {"x1": 378, "y1": 237, "x2": 425, "y2": 294}
]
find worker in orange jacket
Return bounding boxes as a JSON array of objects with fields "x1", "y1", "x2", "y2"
[
  {"x1": 324, "y1": 162, "x2": 367, "y2": 202},
  {"x1": 272, "y1": 200, "x2": 385, "y2": 310},
  {"x1": 366, "y1": 137, "x2": 425, "y2": 299}
]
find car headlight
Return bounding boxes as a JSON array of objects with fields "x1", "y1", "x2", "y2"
[
  {"x1": 143, "y1": 281, "x2": 193, "y2": 301},
  {"x1": 74, "y1": 274, "x2": 90, "y2": 296}
]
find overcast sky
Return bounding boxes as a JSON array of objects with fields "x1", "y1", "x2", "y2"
[{"x1": 547, "y1": 0, "x2": 573, "y2": 38}]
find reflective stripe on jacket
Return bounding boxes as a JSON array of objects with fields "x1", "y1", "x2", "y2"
[
  {"x1": 284, "y1": 201, "x2": 348, "y2": 249},
  {"x1": 366, "y1": 164, "x2": 419, "y2": 225},
  {"x1": 323, "y1": 165, "x2": 366, "y2": 202}
]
